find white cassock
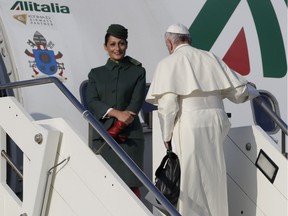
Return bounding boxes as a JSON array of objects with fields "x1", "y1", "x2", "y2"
[{"x1": 146, "y1": 44, "x2": 258, "y2": 216}]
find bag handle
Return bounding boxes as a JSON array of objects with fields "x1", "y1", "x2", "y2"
[
  {"x1": 155, "y1": 141, "x2": 177, "y2": 178},
  {"x1": 155, "y1": 153, "x2": 170, "y2": 177},
  {"x1": 166, "y1": 140, "x2": 172, "y2": 154}
]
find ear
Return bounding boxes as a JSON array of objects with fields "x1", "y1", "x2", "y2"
[
  {"x1": 167, "y1": 39, "x2": 173, "y2": 54},
  {"x1": 104, "y1": 44, "x2": 108, "y2": 51}
]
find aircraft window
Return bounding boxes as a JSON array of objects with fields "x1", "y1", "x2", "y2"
[{"x1": 251, "y1": 90, "x2": 280, "y2": 134}]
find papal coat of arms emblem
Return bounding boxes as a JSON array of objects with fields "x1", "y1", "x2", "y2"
[{"x1": 25, "y1": 31, "x2": 67, "y2": 80}]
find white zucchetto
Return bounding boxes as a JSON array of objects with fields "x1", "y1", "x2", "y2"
[{"x1": 166, "y1": 23, "x2": 190, "y2": 35}]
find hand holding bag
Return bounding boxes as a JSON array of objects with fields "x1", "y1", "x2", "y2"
[{"x1": 155, "y1": 144, "x2": 181, "y2": 206}]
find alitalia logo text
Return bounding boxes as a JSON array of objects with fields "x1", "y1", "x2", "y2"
[{"x1": 11, "y1": 1, "x2": 70, "y2": 14}]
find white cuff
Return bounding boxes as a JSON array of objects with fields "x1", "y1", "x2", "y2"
[
  {"x1": 102, "y1": 108, "x2": 113, "y2": 119},
  {"x1": 247, "y1": 84, "x2": 260, "y2": 100}
]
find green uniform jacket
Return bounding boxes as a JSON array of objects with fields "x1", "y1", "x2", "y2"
[{"x1": 87, "y1": 56, "x2": 146, "y2": 187}]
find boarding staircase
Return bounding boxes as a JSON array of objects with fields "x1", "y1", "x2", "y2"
[
  {"x1": 0, "y1": 77, "x2": 179, "y2": 216},
  {"x1": 0, "y1": 77, "x2": 287, "y2": 216},
  {"x1": 0, "y1": 97, "x2": 157, "y2": 216}
]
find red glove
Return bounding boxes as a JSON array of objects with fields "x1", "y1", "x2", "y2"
[{"x1": 107, "y1": 120, "x2": 127, "y2": 142}]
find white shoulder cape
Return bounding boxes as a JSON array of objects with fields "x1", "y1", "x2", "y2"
[{"x1": 146, "y1": 44, "x2": 248, "y2": 105}]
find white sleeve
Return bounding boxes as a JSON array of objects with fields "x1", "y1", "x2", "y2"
[
  {"x1": 222, "y1": 83, "x2": 259, "y2": 104},
  {"x1": 222, "y1": 85, "x2": 249, "y2": 103},
  {"x1": 157, "y1": 93, "x2": 179, "y2": 142}
]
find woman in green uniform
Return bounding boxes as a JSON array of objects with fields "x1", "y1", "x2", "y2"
[{"x1": 87, "y1": 24, "x2": 146, "y2": 198}]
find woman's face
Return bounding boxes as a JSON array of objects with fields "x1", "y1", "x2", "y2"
[{"x1": 104, "y1": 35, "x2": 127, "y2": 61}]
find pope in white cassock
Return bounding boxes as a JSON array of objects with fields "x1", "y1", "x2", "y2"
[{"x1": 145, "y1": 23, "x2": 258, "y2": 216}]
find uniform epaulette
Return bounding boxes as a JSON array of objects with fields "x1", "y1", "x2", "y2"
[{"x1": 127, "y1": 56, "x2": 142, "y2": 66}]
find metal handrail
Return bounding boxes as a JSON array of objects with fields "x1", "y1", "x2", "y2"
[
  {"x1": 253, "y1": 97, "x2": 287, "y2": 135},
  {"x1": 0, "y1": 77, "x2": 181, "y2": 216},
  {"x1": 1, "y1": 150, "x2": 23, "y2": 179},
  {"x1": 253, "y1": 96, "x2": 288, "y2": 156}
]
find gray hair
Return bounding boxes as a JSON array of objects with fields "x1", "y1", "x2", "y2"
[{"x1": 165, "y1": 32, "x2": 192, "y2": 45}]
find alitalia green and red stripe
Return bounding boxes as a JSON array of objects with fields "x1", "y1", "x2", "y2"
[{"x1": 189, "y1": 0, "x2": 287, "y2": 78}]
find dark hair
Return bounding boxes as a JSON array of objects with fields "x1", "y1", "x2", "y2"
[
  {"x1": 104, "y1": 33, "x2": 109, "y2": 45},
  {"x1": 104, "y1": 33, "x2": 128, "y2": 45}
]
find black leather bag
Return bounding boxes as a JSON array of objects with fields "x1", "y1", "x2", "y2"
[{"x1": 155, "y1": 149, "x2": 181, "y2": 206}]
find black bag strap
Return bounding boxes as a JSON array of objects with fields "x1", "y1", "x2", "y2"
[
  {"x1": 166, "y1": 141, "x2": 172, "y2": 153},
  {"x1": 155, "y1": 140, "x2": 179, "y2": 177}
]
